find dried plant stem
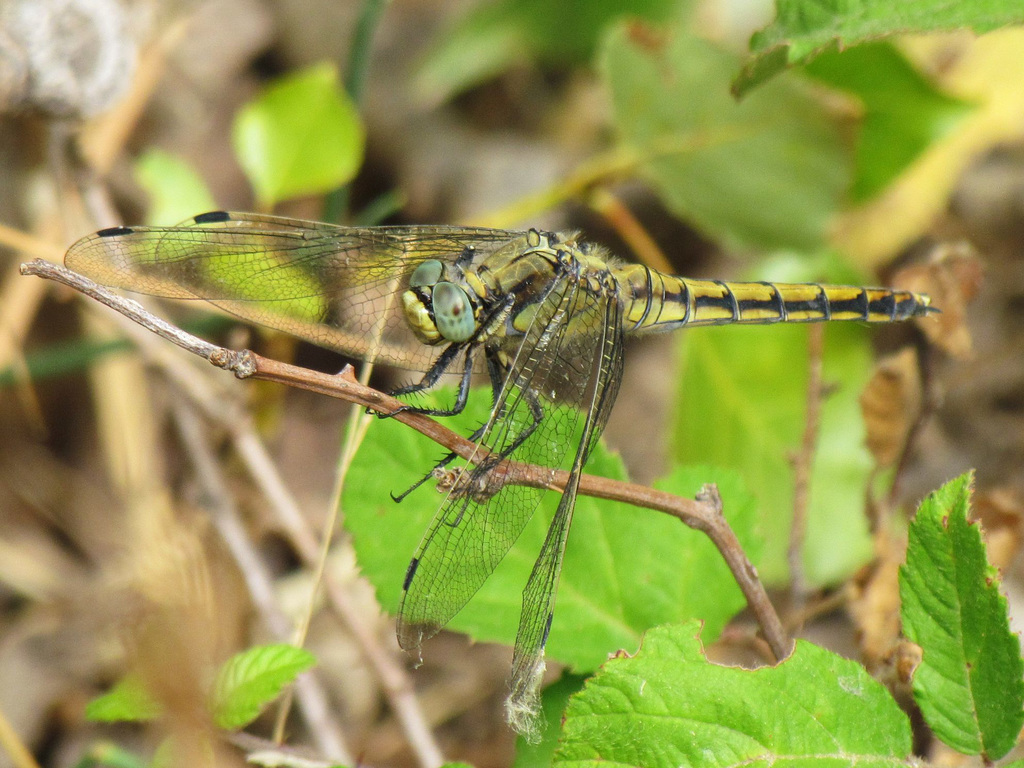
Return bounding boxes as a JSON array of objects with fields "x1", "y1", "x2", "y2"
[
  {"x1": 588, "y1": 188, "x2": 674, "y2": 274},
  {"x1": 22, "y1": 258, "x2": 792, "y2": 665},
  {"x1": 159, "y1": 356, "x2": 444, "y2": 766},
  {"x1": 884, "y1": 346, "x2": 939, "y2": 516},
  {"x1": 230, "y1": 413, "x2": 445, "y2": 768},
  {"x1": 275, "y1": 275, "x2": 402, "y2": 745},
  {"x1": 788, "y1": 323, "x2": 825, "y2": 613},
  {"x1": 170, "y1": 398, "x2": 353, "y2": 764},
  {"x1": 248, "y1": 357, "x2": 792, "y2": 661},
  {"x1": 21, "y1": 260, "x2": 445, "y2": 767},
  {"x1": 0, "y1": 703, "x2": 42, "y2": 768}
]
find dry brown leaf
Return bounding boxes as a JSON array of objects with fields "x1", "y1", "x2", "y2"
[
  {"x1": 872, "y1": 639, "x2": 922, "y2": 709},
  {"x1": 859, "y1": 348, "x2": 923, "y2": 468},
  {"x1": 890, "y1": 640, "x2": 922, "y2": 687},
  {"x1": 891, "y1": 242, "x2": 983, "y2": 359},
  {"x1": 973, "y1": 486, "x2": 1024, "y2": 572},
  {"x1": 846, "y1": 530, "x2": 907, "y2": 673}
]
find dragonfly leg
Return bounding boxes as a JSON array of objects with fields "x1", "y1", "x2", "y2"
[
  {"x1": 393, "y1": 354, "x2": 540, "y2": 505},
  {"x1": 390, "y1": 420, "x2": 489, "y2": 503},
  {"x1": 460, "y1": 350, "x2": 544, "y2": 467},
  {"x1": 393, "y1": 317, "x2": 543, "y2": 503},
  {"x1": 477, "y1": 344, "x2": 531, "y2": 425},
  {"x1": 496, "y1": 384, "x2": 544, "y2": 460},
  {"x1": 434, "y1": 356, "x2": 548, "y2": 526},
  {"x1": 390, "y1": 293, "x2": 515, "y2": 418},
  {"x1": 383, "y1": 343, "x2": 475, "y2": 418}
]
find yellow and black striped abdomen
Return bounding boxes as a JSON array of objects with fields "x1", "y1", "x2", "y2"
[{"x1": 616, "y1": 265, "x2": 934, "y2": 331}]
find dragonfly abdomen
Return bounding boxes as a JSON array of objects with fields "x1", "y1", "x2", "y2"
[{"x1": 616, "y1": 265, "x2": 934, "y2": 331}]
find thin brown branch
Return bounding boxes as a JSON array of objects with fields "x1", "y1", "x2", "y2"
[
  {"x1": 21, "y1": 258, "x2": 792, "y2": 662},
  {"x1": 22, "y1": 259, "x2": 446, "y2": 767},
  {"x1": 169, "y1": 397, "x2": 353, "y2": 764},
  {"x1": 587, "y1": 188, "x2": 675, "y2": 275},
  {"x1": 0, "y1": 223, "x2": 65, "y2": 261},
  {"x1": 885, "y1": 345, "x2": 940, "y2": 514},
  {"x1": 167, "y1": 358, "x2": 446, "y2": 766},
  {"x1": 246, "y1": 347, "x2": 789, "y2": 660},
  {"x1": 0, "y1": 703, "x2": 42, "y2": 768},
  {"x1": 788, "y1": 323, "x2": 825, "y2": 614}
]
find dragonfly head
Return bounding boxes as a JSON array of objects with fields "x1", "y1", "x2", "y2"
[{"x1": 402, "y1": 258, "x2": 477, "y2": 345}]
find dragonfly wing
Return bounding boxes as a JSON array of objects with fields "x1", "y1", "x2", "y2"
[
  {"x1": 506, "y1": 284, "x2": 625, "y2": 739},
  {"x1": 64, "y1": 212, "x2": 522, "y2": 370},
  {"x1": 397, "y1": 265, "x2": 625, "y2": 721},
  {"x1": 397, "y1": 268, "x2": 582, "y2": 647}
]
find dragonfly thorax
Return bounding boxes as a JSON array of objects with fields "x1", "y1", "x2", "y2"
[{"x1": 402, "y1": 258, "x2": 478, "y2": 345}]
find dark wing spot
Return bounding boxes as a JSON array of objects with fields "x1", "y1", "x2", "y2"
[
  {"x1": 403, "y1": 557, "x2": 420, "y2": 591},
  {"x1": 97, "y1": 226, "x2": 133, "y2": 237},
  {"x1": 193, "y1": 210, "x2": 232, "y2": 224},
  {"x1": 541, "y1": 612, "x2": 554, "y2": 646}
]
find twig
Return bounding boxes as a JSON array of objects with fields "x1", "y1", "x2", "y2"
[
  {"x1": 588, "y1": 188, "x2": 675, "y2": 274},
  {"x1": 150, "y1": 345, "x2": 445, "y2": 766},
  {"x1": 21, "y1": 260, "x2": 446, "y2": 766},
  {"x1": 176, "y1": 373, "x2": 445, "y2": 767},
  {"x1": 788, "y1": 323, "x2": 825, "y2": 613},
  {"x1": 0, "y1": 703, "x2": 42, "y2": 768},
  {"x1": 322, "y1": 0, "x2": 391, "y2": 223},
  {"x1": 467, "y1": 126, "x2": 750, "y2": 229},
  {"x1": 228, "y1": 732, "x2": 338, "y2": 768},
  {"x1": 21, "y1": 258, "x2": 792, "y2": 662},
  {"x1": 0, "y1": 223, "x2": 65, "y2": 261},
  {"x1": 169, "y1": 397, "x2": 353, "y2": 764},
  {"x1": 885, "y1": 345, "x2": 939, "y2": 514},
  {"x1": 273, "y1": 275, "x2": 400, "y2": 744}
]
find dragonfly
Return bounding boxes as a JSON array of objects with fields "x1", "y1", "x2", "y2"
[{"x1": 65, "y1": 211, "x2": 934, "y2": 736}]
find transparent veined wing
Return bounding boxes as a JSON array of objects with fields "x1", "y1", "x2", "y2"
[
  {"x1": 397, "y1": 259, "x2": 626, "y2": 738},
  {"x1": 64, "y1": 211, "x2": 523, "y2": 371}
]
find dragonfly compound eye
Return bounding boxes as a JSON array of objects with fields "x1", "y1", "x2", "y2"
[
  {"x1": 432, "y1": 282, "x2": 476, "y2": 342},
  {"x1": 410, "y1": 259, "x2": 444, "y2": 288}
]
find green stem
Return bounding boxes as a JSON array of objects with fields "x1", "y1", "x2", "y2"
[
  {"x1": 345, "y1": 0, "x2": 391, "y2": 104},
  {"x1": 323, "y1": 0, "x2": 392, "y2": 223},
  {"x1": 468, "y1": 125, "x2": 749, "y2": 229}
]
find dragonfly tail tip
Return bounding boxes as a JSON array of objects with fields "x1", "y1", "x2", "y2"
[{"x1": 505, "y1": 657, "x2": 547, "y2": 743}]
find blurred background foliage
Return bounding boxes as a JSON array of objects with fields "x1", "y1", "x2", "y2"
[{"x1": 1, "y1": 0, "x2": 1024, "y2": 765}]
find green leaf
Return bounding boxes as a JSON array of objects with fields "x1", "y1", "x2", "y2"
[
  {"x1": 739, "y1": 0, "x2": 1024, "y2": 94},
  {"x1": 85, "y1": 675, "x2": 162, "y2": 723},
  {"x1": 804, "y1": 42, "x2": 973, "y2": 201},
  {"x1": 899, "y1": 471, "x2": 1024, "y2": 760},
  {"x1": 672, "y1": 319, "x2": 875, "y2": 585},
  {"x1": 415, "y1": 0, "x2": 682, "y2": 104},
  {"x1": 232, "y1": 62, "x2": 364, "y2": 209},
  {"x1": 82, "y1": 742, "x2": 151, "y2": 768},
  {"x1": 210, "y1": 644, "x2": 316, "y2": 730},
  {"x1": 134, "y1": 148, "x2": 217, "y2": 226},
  {"x1": 554, "y1": 621, "x2": 912, "y2": 767},
  {"x1": 344, "y1": 388, "x2": 759, "y2": 674},
  {"x1": 600, "y1": 24, "x2": 849, "y2": 251}
]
